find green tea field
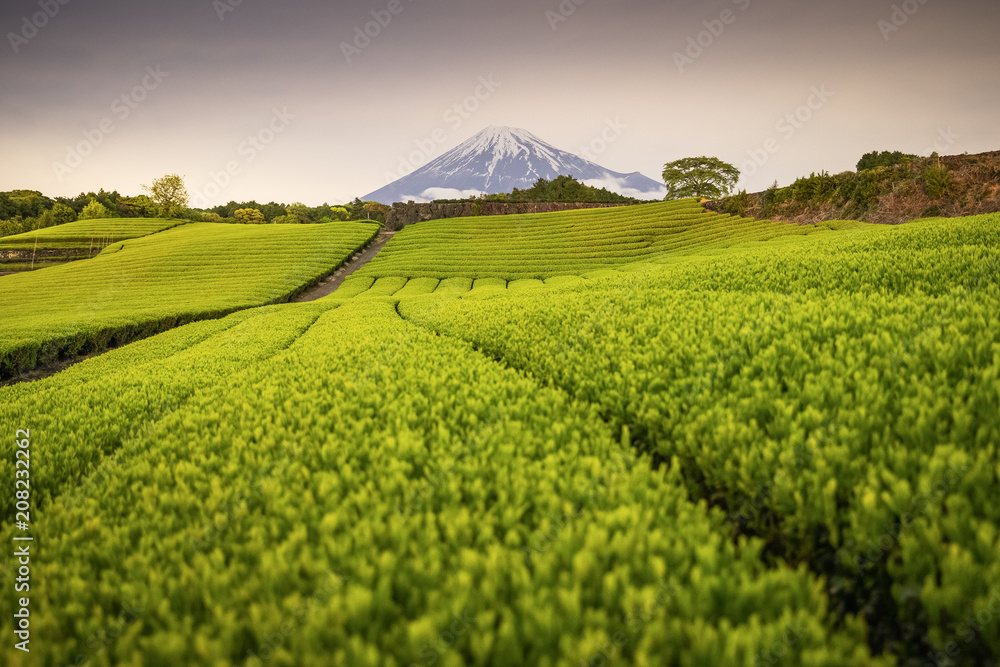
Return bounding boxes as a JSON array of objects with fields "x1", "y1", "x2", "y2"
[
  {"x1": 1, "y1": 204, "x2": 997, "y2": 666},
  {"x1": 0, "y1": 221, "x2": 379, "y2": 378},
  {"x1": 0, "y1": 219, "x2": 188, "y2": 273}
]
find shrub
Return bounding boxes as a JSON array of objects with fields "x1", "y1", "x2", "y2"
[{"x1": 922, "y1": 166, "x2": 953, "y2": 199}]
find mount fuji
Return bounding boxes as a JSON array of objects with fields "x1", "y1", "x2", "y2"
[{"x1": 361, "y1": 126, "x2": 666, "y2": 205}]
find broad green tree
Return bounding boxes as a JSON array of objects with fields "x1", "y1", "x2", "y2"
[
  {"x1": 362, "y1": 201, "x2": 390, "y2": 224},
  {"x1": 234, "y1": 208, "x2": 265, "y2": 224},
  {"x1": 143, "y1": 174, "x2": 189, "y2": 218},
  {"x1": 286, "y1": 203, "x2": 311, "y2": 224},
  {"x1": 51, "y1": 202, "x2": 77, "y2": 225},
  {"x1": 80, "y1": 198, "x2": 111, "y2": 220},
  {"x1": 662, "y1": 157, "x2": 740, "y2": 200}
]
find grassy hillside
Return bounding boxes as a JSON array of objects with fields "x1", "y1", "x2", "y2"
[
  {"x1": 0, "y1": 218, "x2": 187, "y2": 272},
  {"x1": 342, "y1": 198, "x2": 865, "y2": 297},
  {"x1": 0, "y1": 207, "x2": 996, "y2": 665},
  {"x1": 711, "y1": 150, "x2": 1000, "y2": 225},
  {"x1": 0, "y1": 221, "x2": 379, "y2": 378}
]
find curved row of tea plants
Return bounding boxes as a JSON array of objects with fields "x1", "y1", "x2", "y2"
[
  {"x1": 0, "y1": 300, "x2": 884, "y2": 666},
  {"x1": 400, "y1": 213, "x2": 1000, "y2": 665},
  {"x1": 0, "y1": 221, "x2": 379, "y2": 378}
]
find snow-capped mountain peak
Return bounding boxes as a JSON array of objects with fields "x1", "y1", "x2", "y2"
[{"x1": 362, "y1": 126, "x2": 666, "y2": 204}]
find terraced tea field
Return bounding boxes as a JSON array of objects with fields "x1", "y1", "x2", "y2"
[
  {"x1": 0, "y1": 218, "x2": 187, "y2": 272},
  {"x1": 0, "y1": 221, "x2": 379, "y2": 378},
  {"x1": 342, "y1": 198, "x2": 867, "y2": 296},
  {"x1": 1, "y1": 206, "x2": 997, "y2": 666}
]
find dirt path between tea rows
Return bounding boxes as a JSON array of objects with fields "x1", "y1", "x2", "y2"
[
  {"x1": 294, "y1": 230, "x2": 395, "y2": 303},
  {"x1": 2, "y1": 231, "x2": 397, "y2": 387}
]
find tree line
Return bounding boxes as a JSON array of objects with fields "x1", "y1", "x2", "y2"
[
  {"x1": 0, "y1": 174, "x2": 392, "y2": 239},
  {"x1": 430, "y1": 176, "x2": 645, "y2": 205}
]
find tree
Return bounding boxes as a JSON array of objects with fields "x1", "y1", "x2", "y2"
[
  {"x1": 362, "y1": 201, "x2": 390, "y2": 224},
  {"x1": 271, "y1": 214, "x2": 300, "y2": 225},
  {"x1": 80, "y1": 198, "x2": 111, "y2": 220},
  {"x1": 119, "y1": 194, "x2": 161, "y2": 218},
  {"x1": 143, "y1": 174, "x2": 189, "y2": 218},
  {"x1": 329, "y1": 206, "x2": 350, "y2": 221},
  {"x1": 856, "y1": 151, "x2": 917, "y2": 172},
  {"x1": 286, "y1": 203, "x2": 311, "y2": 224},
  {"x1": 234, "y1": 208, "x2": 265, "y2": 224},
  {"x1": 662, "y1": 156, "x2": 740, "y2": 200},
  {"x1": 51, "y1": 202, "x2": 77, "y2": 225}
]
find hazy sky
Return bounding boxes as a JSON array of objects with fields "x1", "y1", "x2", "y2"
[{"x1": 1, "y1": 0, "x2": 998, "y2": 206}]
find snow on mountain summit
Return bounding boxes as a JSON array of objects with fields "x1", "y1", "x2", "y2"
[{"x1": 362, "y1": 126, "x2": 666, "y2": 205}]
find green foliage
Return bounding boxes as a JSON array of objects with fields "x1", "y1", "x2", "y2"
[
  {"x1": 234, "y1": 208, "x2": 266, "y2": 224},
  {"x1": 432, "y1": 176, "x2": 641, "y2": 204},
  {"x1": 50, "y1": 202, "x2": 77, "y2": 225},
  {"x1": 348, "y1": 199, "x2": 834, "y2": 285},
  {"x1": 402, "y1": 213, "x2": 1000, "y2": 665},
  {"x1": 857, "y1": 150, "x2": 917, "y2": 172},
  {"x1": 790, "y1": 171, "x2": 841, "y2": 204},
  {"x1": 271, "y1": 214, "x2": 301, "y2": 225},
  {"x1": 286, "y1": 202, "x2": 311, "y2": 224},
  {"x1": 0, "y1": 219, "x2": 184, "y2": 249},
  {"x1": 79, "y1": 198, "x2": 112, "y2": 220},
  {"x1": 118, "y1": 194, "x2": 161, "y2": 218},
  {"x1": 142, "y1": 173, "x2": 189, "y2": 218},
  {"x1": 362, "y1": 201, "x2": 390, "y2": 225},
  {"x1": 722, "y1": 189, "x2": 750, "y2": 217},
  {"x1": 0, "y1": 190, "x2": 53, "y2": 219},
  {"x1": 662, "y1": 156, "x2": 740, "y2": 200},
  {"x1": 922, "y1": 166, "x2": 953, "y2": 199},
  {"x1": 507, "y1": 175, "x2": 639, "y2": 204},
  {"x1": 0, "y1": 222, "x2": 379, "y2": 377},
  {"x1": 0, "y1": 300, "x2": 888, "y2": 666},
  {"x1": 1, "y1": 202, "x2": 997, "y2": 665}
]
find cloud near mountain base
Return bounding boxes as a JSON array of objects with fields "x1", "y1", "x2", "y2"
[{"x1": 582, "y1": 177, "x2": 667, "y2": 201}]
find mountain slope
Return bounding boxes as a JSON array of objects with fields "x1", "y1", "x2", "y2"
[
  {"x1": 362, "y1": 126, "x2": 666, "y2": 204},
  {"x1": 708, "y1": 149, "x2": 1000, "y2": 224}
]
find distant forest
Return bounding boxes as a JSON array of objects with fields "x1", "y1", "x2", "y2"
[
  {"x1": 0, "y1": 189, "x2": 389, "y2": 238},
  {"x1": 430, "y1": 176, "x2": 645, "y2": 205}
]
